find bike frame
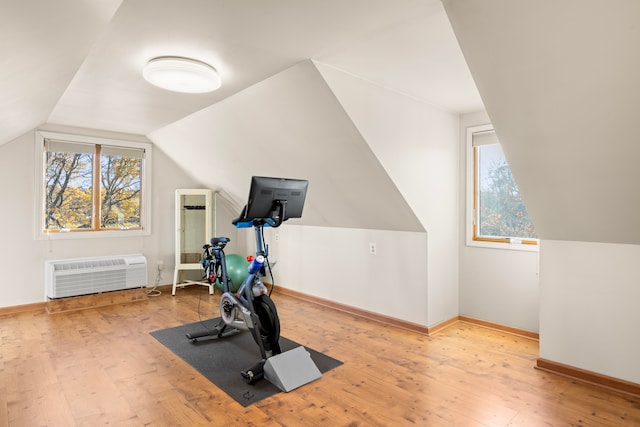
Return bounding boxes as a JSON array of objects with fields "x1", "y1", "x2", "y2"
[
  {"x1": 188, "y1": 195, "x2": 299, "y2": 384},
  {"x1": 207, "y1": 223, "x2": 271, "y2": 359}
]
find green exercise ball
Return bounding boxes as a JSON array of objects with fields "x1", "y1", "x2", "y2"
[{"x1": 216, "y1": 253, "x2": 249, "y2": 293}]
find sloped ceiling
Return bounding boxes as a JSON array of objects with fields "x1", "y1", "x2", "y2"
[
  {"x1": 149, "y1": 60, "x2": 424, "y2": 231},
  {"x1": 2, "y1": 0, "x2": 482, "y2": 232},
  {"x1": 1, "y1": 0, "x2": 481, "y2": 145},
  {"x1": 0, "y1": 0, "x2": 123, "y2": 144},
  {"x1": 444, "y1": 0, "x2": 640, "y2": 245}
]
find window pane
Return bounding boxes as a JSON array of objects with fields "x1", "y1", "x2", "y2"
[
  {"x1": 45, "y1": 151, "x2": 93, "y2": 230},
  {"x1": 476, "y1": 143, "x2": 537, "y2": 240},
  {"x1": 100, "y1": 152, "x2": 142, "y2": 229},
  {"x1": 37, "y1": 131, "x2": 151, "y2": 239}
]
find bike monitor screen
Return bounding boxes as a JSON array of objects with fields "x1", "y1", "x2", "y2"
[{"x1": 244, "y1": 176, "x2": 308, "y2": 222}]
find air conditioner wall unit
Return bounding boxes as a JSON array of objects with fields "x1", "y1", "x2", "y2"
[{"x1": 45, "y1": 254, "x2": 147, "y2": 299}]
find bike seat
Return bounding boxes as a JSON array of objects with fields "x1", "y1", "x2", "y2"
[{"x1": 210, "y1": 237, "x2": 230, "y2": 247}]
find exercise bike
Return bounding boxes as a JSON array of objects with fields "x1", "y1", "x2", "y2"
[
  {"x1": 187, "y1": 218, "x2": 283, "y2": 382},
  {"x1": 186, "y1": 176, "x2": 310, "y2": 385}
]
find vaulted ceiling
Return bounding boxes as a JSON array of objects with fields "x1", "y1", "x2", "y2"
[
  {"x1": 2, "y1": 0, "x2": 481, "y2": 233},
  {"x1": 1, "y1": 0, "x2": 481, "y2": 146},
  {"x1": 5, "y1": 1, "x2": 636, "y2": 243}
]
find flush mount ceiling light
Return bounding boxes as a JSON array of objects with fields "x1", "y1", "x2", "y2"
[{"x1": 143, "y1": 56, "x2": 221, "y2": 93}]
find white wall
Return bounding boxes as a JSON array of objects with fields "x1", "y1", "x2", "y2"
[
  {"x1": 267, "y1": 225, "x2": 429, "y2": 326},
  {"x1": 151, "y1": 61, "x2": 460, "y2": 328},
  {"x1": 281, "y1": 63, "x2": 459, "y2": 327},
  {"x1": 2, "y1": 76, "x2": 538, "y2": 340},
  {"x1": 0, "y1": 126, "x2": 200, "y2": 308},
  {"x1": 0, "y1": 130, "x2": 43, "y2": 306},
  {"x1": 540, "y1": 240, "x2": 640, "y2": 384},
  {"x1": 314, "y1": 62, "x2": 460, "y2": 327},
  {"x1": 458, "y1": 111, "x2": 540, "y2": 333}
]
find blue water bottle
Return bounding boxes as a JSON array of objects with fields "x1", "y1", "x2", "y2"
[{"x1": 247, "y1": 255, "x2": 264, "y2": 274}]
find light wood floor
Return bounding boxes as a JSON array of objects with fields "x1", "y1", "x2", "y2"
[{"x1": 2, "y1": 287, "x2": 640, "y2": 426}]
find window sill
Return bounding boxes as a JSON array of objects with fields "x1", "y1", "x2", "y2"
[
  {"x1": 35, "y1": 229, "x2": 150, "y2": 241},
  {"x1": 466, "y1": 239, "x2": 539, "y2": 252}
]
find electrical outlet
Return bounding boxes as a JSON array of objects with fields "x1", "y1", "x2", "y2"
[
  {"x1": 157, "y1": 260, "x2": 164, "y2": 271},
  {"x1": 369, "y1": 243, "x2": 376, "y2": 255}
]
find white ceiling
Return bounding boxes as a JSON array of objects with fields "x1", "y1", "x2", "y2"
[
  {"x1": 0, "y1": 0, "x2": 482, "y2": 146},
  {"x1": 6, "y1": 0, "x2": 637, "y2": 244}
]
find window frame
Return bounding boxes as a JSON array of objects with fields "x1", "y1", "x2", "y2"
[
  {"x1": 34, "y1": 130, "x2": 152, "y2": 240},
  {"x1": 465, "y1": 124, "x2": 538, "y2": 251}
]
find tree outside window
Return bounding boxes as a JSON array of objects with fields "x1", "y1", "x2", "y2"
[
  {"x1": 471, "y1": 128, "x2": 538, "y2": 245},
  {"x1": 43, "y1": 138, "x2": 144, "y2": 233},
  {"x1": 100, "y1": 146, "x2": 143, "y2": 230}
]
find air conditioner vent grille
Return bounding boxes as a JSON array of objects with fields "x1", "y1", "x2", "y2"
[
  {"x1": 53, "y1": 258, "x2": 126, "y2": 271},
  {"x1": 45, "y1": 254, "x2": 147, "y2": 299}
]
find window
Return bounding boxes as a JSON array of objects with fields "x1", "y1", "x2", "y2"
[
  {"x1": 35, "y1": 131, "x2": 152, "y2": 239},
  {"x1": 466, "y1": 125, "x2": 538, "y2": 249}
]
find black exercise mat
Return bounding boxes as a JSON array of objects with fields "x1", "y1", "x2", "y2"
[{"x1": 150, "y1": 318, "x2": 343, "y2": 406}]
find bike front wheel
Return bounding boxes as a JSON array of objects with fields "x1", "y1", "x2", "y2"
[{"x1": 254, "y1": 294, "x2": 281, "y2": 355}]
